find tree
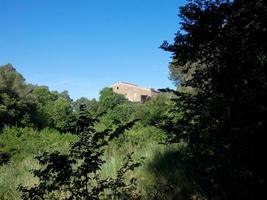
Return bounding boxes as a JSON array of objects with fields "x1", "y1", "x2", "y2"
[
  {"x1": 0, "y1": 64, "x2": 26, "y2": 95},
  {"x1": 161, "y1": 0, "x2": 267, "y2": 199},
  {"x1": 97, "y1": 88, "x2": 127, "y2": 115},
  {"x1": 51, "y1": 96, "x2": 75, "y2": 132},
  {"x1": 29, "y1": 86, "x2": 58, "y2": 128},
  {"x1": 76, "y1": 103, "x2": 93, "y2": 133},
  {"x1": 96, "y1": 102, "x2": 137, "y2": 132},
  {"x1": 0, "y1": 64, "x2": 37, "y2": 128},
  {"x1": 134, "y1": 94, "x2": 173, "y2": 128},
  {"x1": 30, "y1": 86, "x2": 76, "y2": 131},
  {"x1": 74, "y1": 97, "x2": 98, "y2": 116}
]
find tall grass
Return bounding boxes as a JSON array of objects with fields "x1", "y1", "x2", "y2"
[
  {"x1": 0, "y1": 125, "x2": 191, "y2": 199},
  {"x1": 100, "y1": 124, "x2": 190, "y2": 199},
  {"x1": 0, "y1": 127, "x2": 77, "y2": 200}
]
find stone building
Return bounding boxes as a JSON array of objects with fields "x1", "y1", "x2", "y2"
[{"x1": 111, "y1": 82, "x2": 159, "y2": 102}]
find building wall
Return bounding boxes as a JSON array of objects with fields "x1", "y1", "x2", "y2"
[{"x1": 111, "y1": 82, "x2": 158, "y2": 102}]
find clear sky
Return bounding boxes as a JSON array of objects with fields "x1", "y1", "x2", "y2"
[{"x1": 0, "y1": 0, "x2": 186, "y2": 100}]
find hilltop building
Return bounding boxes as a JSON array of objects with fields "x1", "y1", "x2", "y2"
[{"x1": 111, "y1": 82, "x2": 159, "y2": 102}]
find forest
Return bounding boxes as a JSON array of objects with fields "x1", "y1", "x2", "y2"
[{"x1": 1, "y1": 0, "x2": 266, "y2": 199}]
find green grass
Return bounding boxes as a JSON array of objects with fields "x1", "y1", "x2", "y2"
[
  {"x1": 0, "y1": 127, "x2": 77, "y2": 200},
  {"x1": 0, "y1": 125, "x2": 191, "y2": 199},
  {"x1": 100, "y1": 125, "x2": 191, "y2": 199}
]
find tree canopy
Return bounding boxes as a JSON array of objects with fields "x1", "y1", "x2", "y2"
[
  {"x1": 0, "y1": 64, "x2": 76, "y2": 132},
  {"x1": 161, "y1": 0, "x2": 267, "y2": 199},
  {"x1": 0, "y1": 64, "x2": 35, "y2": 127}
]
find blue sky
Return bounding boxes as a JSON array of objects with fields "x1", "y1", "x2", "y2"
[{"x1": 0, "y1": 0, "x2": 186, "y2": 100}]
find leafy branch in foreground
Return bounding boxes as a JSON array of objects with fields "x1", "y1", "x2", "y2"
[{"x1": 19, "y1": 104, "x2": 142, "y2": 200}]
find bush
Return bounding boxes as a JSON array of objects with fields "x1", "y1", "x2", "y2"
[{"x1": 0, "y1": 127, "x2": 77, "y2": 199}]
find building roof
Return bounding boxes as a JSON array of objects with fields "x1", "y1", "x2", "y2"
[
  {"x1": 112, "y1": 82, "x2": 138, "y2": 87},
  {"x1": 112, "y1": 82, "x2": 160, "y2": 94},
  {"x1": 112, "y1": 81, "x2": 156, "y2": 91}
]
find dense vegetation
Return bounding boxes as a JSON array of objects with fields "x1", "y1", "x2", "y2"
[
  {"x1": 0, "y1": 64, "x2": 185, "y2": 199},
  {"x1": 1, "y1": 0, "x2": 266, "y2": 199},
  {"x1": 161, "y1": 0, "x2": 267, "y2": 199}
]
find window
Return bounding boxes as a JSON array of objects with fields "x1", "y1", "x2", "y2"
[{"x1": 141, "y1": 95, "x2": 149, "y2": 103}]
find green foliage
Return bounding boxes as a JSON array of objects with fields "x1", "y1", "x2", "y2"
[
  {"x1": 96, "y1": 88, "x2": 138, "y2": 132},
  {"x1": 74, "y1": 97, "x2": 98, "y2": 116},
  {"x1": 51, "y1": 96, "x2": 75, "y2": 132},
  {"x1": 0, "y1": 127, "x2": 77, "y2": 199},
  {"x1": 96, "y1": 92, "x2": 174, "y2": 134},
  {"x1": 0, "y1": 127, "x2": 76, "y2": 164},
  {"x1": 0, "y1": 81, "x2": 194, "y2": 200},
  {"x1": 134, "y1": 94, "x2": 173, "y2": 128},
  {"x1": 0, "y1": 64, "x2": 37, "y2": 128},
  {"x1": 76, "y1": 104, "x2": 94, "y2": 133},
  {"x1": 19, "y1": 110, "x2": 142, "y2": 199},
  {"x1": 168, "y1": 60, "x2": 200, "y2": 88},
  {"x1": 102, "y1": 125, "x2": 193, "y2": 199},
  {"x1": 96, "y1": 102, "x2": 137, "y2": 132},
  {"x1": 161, "y1": 0, "x2": 267, "y2": 199},
  {"x1": 97, "y1": 88, "x2": 127, "y2": 115},
  {"x1": 0, "y1": 64, "x2": 27, "y2": 95},
  {"x1": 100, "y1": 153, "x2": 142, "y2": 200},
  {"x1": 30, "y1": 86, "x2": 76, "y2": 132},
  {"x1": 29, "y1": 86, "x2": 57, "y2": 127},
  {"x1": 0, "y1": 65, "x2": 78, "y2": 132}
]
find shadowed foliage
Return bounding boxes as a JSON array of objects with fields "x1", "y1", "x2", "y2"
[
  {"x1": 19, "y1": 104, "x2": 142, "y2": 200},
  {"x1": 161, "y1": 0, "x2": 267, "y2": 199}
]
